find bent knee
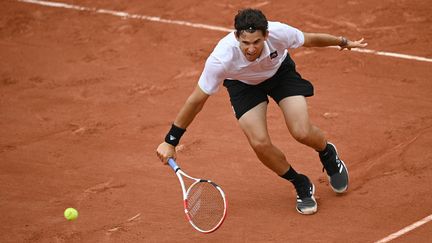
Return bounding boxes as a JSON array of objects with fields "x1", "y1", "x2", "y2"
[
  {"x1": 290, "y1": 125, "x2": 312, "y2": 142},
  {"x1": 249, "y1": 137, "x2": 273, "y2": 153}
]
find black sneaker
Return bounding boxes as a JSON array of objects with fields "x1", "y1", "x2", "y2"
[
  {"x1": 294, "y1": 175, "x2": 317, "y2": 215},
  {"x1": 320, "y1": 142, "x2": 349, "y2": 193}
]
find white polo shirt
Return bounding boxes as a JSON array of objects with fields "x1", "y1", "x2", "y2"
[{"x1": 198, "y1": 21, "x2": 305, "y2": 95}]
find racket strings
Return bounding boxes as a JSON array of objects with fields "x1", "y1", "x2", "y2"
[{"x1": 186, "y1": 182, "x2": 225, "y2": 231}]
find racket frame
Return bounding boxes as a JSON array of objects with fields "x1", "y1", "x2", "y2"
[{"x1": 168, "y1": 158, "x2": 227, "y2": 233}]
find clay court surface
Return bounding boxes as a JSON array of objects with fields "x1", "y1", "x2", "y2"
[{"x1": 1, "y1": 0, "x2": 432, "y2": 242}]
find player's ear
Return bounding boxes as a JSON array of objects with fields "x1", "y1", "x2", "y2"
[
  {"x1": 234, "y1": 31, "x2": 240, "y2": 41},
  {"x1": 263, "y1": 30, "x2": 269, "y2": 39}
]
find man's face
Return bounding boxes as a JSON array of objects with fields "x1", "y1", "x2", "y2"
[{"x1": 236, "y1": 30, "x2": 268, "y2": 62}]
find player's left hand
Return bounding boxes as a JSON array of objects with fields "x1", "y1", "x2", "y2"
[{"x1": 340, "y1": 38, "x2": 368, "y2": 51}]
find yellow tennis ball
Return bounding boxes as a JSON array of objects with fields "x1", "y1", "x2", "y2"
[{"x1": 64, "y1": 208, "x2": 78, "y2": 221}]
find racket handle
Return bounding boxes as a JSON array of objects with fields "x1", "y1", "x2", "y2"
[{"x1": 167, "y1": 158, "x2": 180, "y2": 172}]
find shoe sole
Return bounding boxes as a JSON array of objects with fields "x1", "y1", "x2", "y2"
[
  {"x1": 327, "y1": 142, "x2": 349, "y2": 194},
  {"x1": 296, "y1": 184, "x2": 317, "y2": 215}
]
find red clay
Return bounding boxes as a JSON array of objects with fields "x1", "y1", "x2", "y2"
[{"x1": 1, "y1": 0, "x2": 431, "y2": 242}]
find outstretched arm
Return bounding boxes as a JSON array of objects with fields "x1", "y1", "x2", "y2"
[
  {"x1": 156, "y1": 85, "x2": 209, "y2": 163},
  {"x1": 303, "y1": 32, "x2": 367, "y2": 50}
]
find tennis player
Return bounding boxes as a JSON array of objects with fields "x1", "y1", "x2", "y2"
[{"x1": 157, "y1": 8, "x2": 367, "y2": 214}]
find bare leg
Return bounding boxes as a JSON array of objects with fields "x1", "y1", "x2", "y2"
[
  {"x1": 238, "y1": 102, "x2": 290, "y2": 175},
  {"x1": 278, "y1": 96, "x2": 327, "y2": 151}
]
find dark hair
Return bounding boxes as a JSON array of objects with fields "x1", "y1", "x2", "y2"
[{"x1": 234, "y1": 8, "x2": 268, "y2": 37}]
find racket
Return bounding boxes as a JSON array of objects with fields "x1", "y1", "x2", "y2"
[{"x1": 167, "y1": 158, "x2": 227, "y2": 233}]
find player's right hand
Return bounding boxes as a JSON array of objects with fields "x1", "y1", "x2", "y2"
[{"x1": 156, "y1": 142, "x2": 176, "y2": 164}]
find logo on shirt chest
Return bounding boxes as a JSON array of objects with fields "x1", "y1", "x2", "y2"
[{"x1": 270, "y1": 50, "x2": 278, "y2": 59}]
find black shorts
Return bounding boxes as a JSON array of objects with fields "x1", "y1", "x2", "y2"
[{"x1": 223, "y1": 54, "x2": 314, "y2": 119}]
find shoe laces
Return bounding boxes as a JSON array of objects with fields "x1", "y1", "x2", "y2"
[
  {"x1": 322, "y1": 149, "x2": 341, "y2": 175},
  {"x1": 295, "y1": 178, "x2": 312, "y2": 199}
]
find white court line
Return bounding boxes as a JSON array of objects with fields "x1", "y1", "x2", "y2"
[
  {"x1": 15, "y1": 0, "x2": 432, "y2": 240},
  {"x1": 17, "y1": 0, "x2": 432, "y2": 63},
  {"x1": 375, "y1": 214, "x2": 432, "y2": 243}
]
